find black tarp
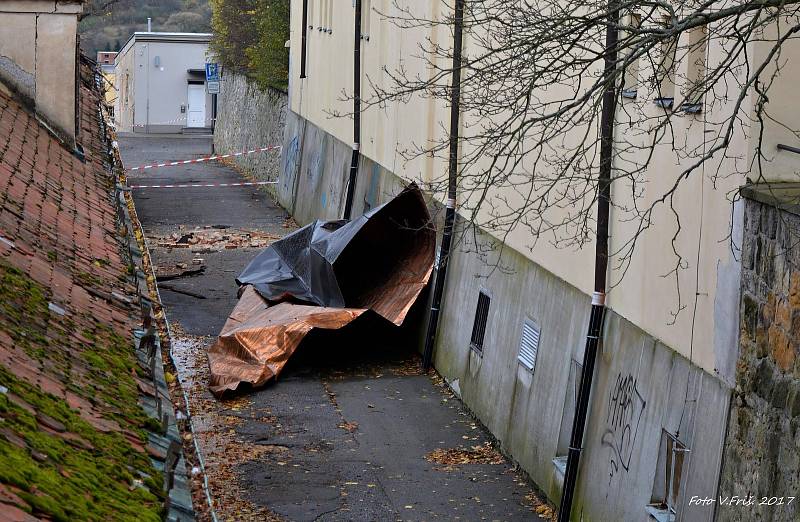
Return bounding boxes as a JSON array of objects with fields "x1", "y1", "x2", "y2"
[{"x1": 235, "y1": 183, "x2": 436, "y2": 320}]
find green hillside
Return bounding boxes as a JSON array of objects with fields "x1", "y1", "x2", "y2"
[{"x1": 79, "y1": 0, "x2": 212, "y2": 56}]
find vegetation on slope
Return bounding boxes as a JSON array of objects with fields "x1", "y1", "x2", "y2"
[
  {"x1": 210, "y1": 0, "x2": 289, "y2": 91},
  {"x1": 79, "y1": 0, "x2": 212, "y2": 56}
]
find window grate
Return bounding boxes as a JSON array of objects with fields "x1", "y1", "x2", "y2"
[
  {"x1": 517, "y1": 320, "x2": 540, "y2": 371},
  {"x1": 470, "y1": 291, "x2": 491, "y2": 352}
]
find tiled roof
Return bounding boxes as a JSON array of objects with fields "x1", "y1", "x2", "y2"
[{"x1": 0, "y1": 60, "x2": 174, "y2": 520}]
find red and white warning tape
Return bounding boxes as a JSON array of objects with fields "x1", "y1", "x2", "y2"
[
  {"x1": 130, "y1": 117, "x2": 217, "y2": 128},
  {"x1": 127, "y1": 145, "x2": 282, "y2": 172},
  {"x1": 130, "y1": 181, "x2": 278, "y2": 189}
]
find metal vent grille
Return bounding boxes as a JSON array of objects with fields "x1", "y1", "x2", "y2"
[
  {"x1": 470, "y1": 291, "x2": 491, "y2": 352},
  {"x1": 518, "y1": 320, "x2": 540, "y2": 371}
]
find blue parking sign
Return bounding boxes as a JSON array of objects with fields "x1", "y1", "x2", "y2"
[{"x1": 205, "y1": 63, "x2": 220, "y2": 82}]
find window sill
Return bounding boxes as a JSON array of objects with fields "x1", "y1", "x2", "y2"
[
  {"x1": 469, "y1": 343, "x2": 484, "y2": 357},
  {"x1": 653, "y1": 97, "x2": 674, "y2": 109},
  {"x1": 645, "y1": 504, "x2": 675, "y2": 522},
  {"x1": 680, "y1": 103, "x2": 703, "y2": 114},
  {"x1": 552, "y1": 456, "x2": 567, "y2": 478}
]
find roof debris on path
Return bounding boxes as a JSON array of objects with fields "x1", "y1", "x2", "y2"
[{"x1": 150, "y1": 227, "x2": 281, "y2": 252}]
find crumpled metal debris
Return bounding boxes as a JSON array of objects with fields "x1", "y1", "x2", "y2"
[{"x1": 208, "y1": 184, "x2": 435, "y2": 396}]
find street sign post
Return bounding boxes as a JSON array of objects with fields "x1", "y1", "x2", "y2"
[
  {"x1": 205, "y1": 63, "x2": 221, "y2": 94},
  {"x1": 205, "y1": 63, "x2": 220, "y2": 81}
]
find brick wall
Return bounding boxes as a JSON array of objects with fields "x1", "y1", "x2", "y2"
[{"x1": 719, "y1": 193, "x2": 800, "y2": 521}]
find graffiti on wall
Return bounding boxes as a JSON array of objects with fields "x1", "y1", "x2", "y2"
[
  {"x1": 282, "y1": 134, "x2": 300, "y2": 192},
  {"x1": 601, "y1": 372, "x2": 647, "y2": 483}
]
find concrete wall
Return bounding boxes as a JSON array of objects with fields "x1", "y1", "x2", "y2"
[
  {"x1": 114, "y1": 35, "x2": 212, "y2": 133},
  {"x1": 213, "y1": 73, "x2": 287, "y2": 184},
  {"x1": 277, "y1": 109, "x2": 733, "y2": 520},
  {"x1": 718, "y1": 187, "x2": 800, "y2": 522},
  {"x1": 430, "y1": 219, "x2": 731, "y2": 522},
  {"x1": 574, "y1": 312, "x2": 730, "y2": 522},
  {"x1": 278, "y1": 108, "x2": 409, "y2": 224},
  {"x1": 0, "y1": 1, "x2": 82, "y2": 142}
]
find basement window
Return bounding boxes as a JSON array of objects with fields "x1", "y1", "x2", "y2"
[
  {"x1": 469, "y1": 290, "x2": 491, "y2": 354},
  {"x1": 517, "y1": 319, "x2": 540, "y2": 372},
  {"x1": 648, "y1": 430, "x2": 688, "y2": 521},
  {"x1": 556, "y1": 358, "x2": 582, "y2": 457}
]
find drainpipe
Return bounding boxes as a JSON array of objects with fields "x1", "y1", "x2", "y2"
[
  {"x1": 557, "y1": 2, "x2": 618, "y2": 520},
  {"x1": 300, "y1": 0, "x2": 308, "y2": 79},
  {"x1": 343, "y1": 0, "x2": 362, "y2": 219},
  {"x1": 421, "y1": 0, "x2": 465, "y2": 371}
]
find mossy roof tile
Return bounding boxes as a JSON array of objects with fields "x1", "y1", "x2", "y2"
[{"x1": 0, "y1": 60, "x2": 166, "y2": 521}]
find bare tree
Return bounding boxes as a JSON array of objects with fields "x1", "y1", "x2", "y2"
[{"x1": 355, "y1": 0, "x2": 800, "y2": 317}]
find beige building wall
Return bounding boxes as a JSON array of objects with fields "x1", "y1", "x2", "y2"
[
  {"x1": 114, "y1": 42, "x2": 136, "y2": 132},
  {"x1": 0, "y1": 1, "x2": 83, "y2": 142},
  {"x1": 289, "y1": 1, "x2": 799, "y2": 380}
]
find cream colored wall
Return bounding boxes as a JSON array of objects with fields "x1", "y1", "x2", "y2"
[
  {"x1": 103, "y1": 72, "x2": 116, "y2": 106},
  {"x1": 35, "y1": 13, "x2": 78, "y2": 136},
  {"x1": 0, "y1": 13, "x2": 37, "y2": 99},
  {"x1": 0, "y1": 2, "x2": 82, "y2": 140},
  {"x1": 114, "y1": 43, "x2": 136, "y2": 132},
  {"x1": 289, "y1": 1, "x2": 796, "y2": 377},
  {"x1": 748, "y1": 28, "x2": 800, "y2": 183}
]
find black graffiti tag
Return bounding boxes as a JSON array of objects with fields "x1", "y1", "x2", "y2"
[{"x1": 601, "y1": 372, "x2": 646, "y2": 483}]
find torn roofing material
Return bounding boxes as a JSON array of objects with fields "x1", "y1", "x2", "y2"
[{"x1": 208, "y1": 184, "x2": 435, "y2": 396}]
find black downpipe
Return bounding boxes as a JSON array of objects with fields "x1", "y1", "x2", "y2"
[
  {"x1": 343, "y1": 0, "x2": 362, "y2": 219},
  {"x1": 557, "y1": 3, "x2": 618, "y2": 521},
  {"x1": 300, "y1": 0, "x2": 308, "y2": 79},
  {"x1": 422, "y1": 0, "x2": 465, "y2": 371}
]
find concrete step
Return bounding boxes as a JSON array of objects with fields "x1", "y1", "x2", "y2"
[{"x1": 181, "y1": 127, "x2": 213, "y2": 135}]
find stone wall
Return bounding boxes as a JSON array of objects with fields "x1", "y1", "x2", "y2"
[
  {"x1": 719, "y1": 188, "x2": 800, "y2": 521},
  {"x1": 214, "y1": 73, "x2": 287, "y2": 187}
]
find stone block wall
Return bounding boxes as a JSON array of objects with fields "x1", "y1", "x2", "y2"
[
  {"x1": 213, "y1": 73, "x2": 287, "y2": 185},
  {"x1": 719, "y1": 194, "x2": 800, "y2": 521}
]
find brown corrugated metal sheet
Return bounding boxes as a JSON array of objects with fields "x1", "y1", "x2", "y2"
[
  {"x1": 207, "y1": 185, "x2": 435, "y2": 397},
  {"x1": 208, "y1": 286, "x2": 367, "y2": 396}
]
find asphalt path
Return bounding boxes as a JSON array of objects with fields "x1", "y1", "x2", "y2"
[{"x1": 121, "y1": 134, "x2": 547, "y2": 521}]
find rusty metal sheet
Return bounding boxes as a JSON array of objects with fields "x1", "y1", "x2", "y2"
[
  {"x1": 208, "y1": 184, "x2": 436, "y2": 397},
  {"x1": 208, "y1": 286, "x2": 367, "y2": 396}
]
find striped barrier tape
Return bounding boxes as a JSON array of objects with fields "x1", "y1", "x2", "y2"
[
  {"x1": 131, "y1": 117, "x2": 217, "y2": 128},
  {"x1": 130, "y1": 181, "x2": 279, "y2": 189},
  {"x1": 127, "y1": 145, "x2": 282, "y2": 172},
  {"x1": 109, "y1": 117, "x2": 217, "y2": 129}
]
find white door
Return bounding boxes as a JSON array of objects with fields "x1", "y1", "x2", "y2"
[{"x1": 187, "y1": 84, "x2": 206, "y2": 127}]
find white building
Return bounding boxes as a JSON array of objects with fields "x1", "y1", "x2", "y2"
[{"x1": 114, "y1": 32, "x2": 215, "y2": 133}]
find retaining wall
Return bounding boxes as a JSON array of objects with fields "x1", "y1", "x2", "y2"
[{"x1": 213, "y1": 73, "x2": 287, "y2": 187}]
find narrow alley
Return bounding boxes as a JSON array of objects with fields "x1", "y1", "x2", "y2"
[{"x1": 119, "y1": 135, "x2": 548, "y2": 521}]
